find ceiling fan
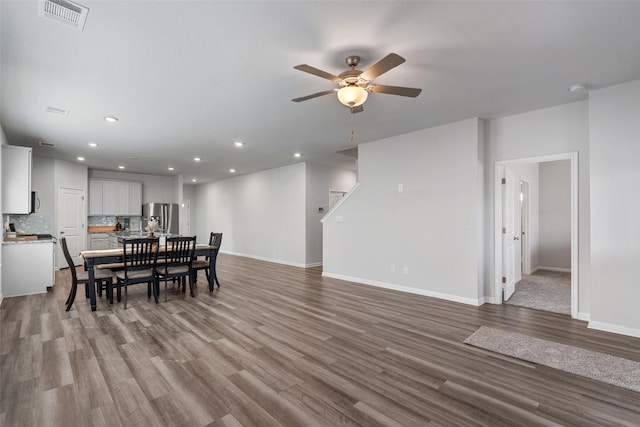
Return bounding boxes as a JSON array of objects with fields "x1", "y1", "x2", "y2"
[{"x1": 292, "y1": 53, "x2": 421, "y2": 113}]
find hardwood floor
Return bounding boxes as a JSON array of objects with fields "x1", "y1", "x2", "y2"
[{"x1": 1, "y1": 254, "x2": 639, "y2": 426}]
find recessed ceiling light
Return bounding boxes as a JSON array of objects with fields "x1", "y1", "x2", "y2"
[
  {"x1": 77, "y1": 156, "x2": 85, "y2": 161},
  {"x1": 234, "y1": 141, "x2": 244, "y2": 148},
  {"x1": 194, "y1": 157, "x2": 201, "y2": 162},
  {"x1": 229, "y1": 169, "x2": 236, "y2": 173},
  {"x1": 104, "y1": 116, "x2": 119, "y2": 123},
  {"x1": 192, "y1": 178, "x2": 197, "y2": 182},
  {"x1": 118, "y1": 165, "x2": 125, "y2": 169},
  {"x1": 568, "y1": 84, "x2": 587, "y2": 93},
  {"x1": 88, "y1": 142, "x2": 98, "y2": 147},
  {"x1": 127, "y1": 156, "x2": 138, "y2": 160},
  {"x1": 168, "y1": 167, "x2": 175, "y2": 171},
  {"x1": 293, "y1": 152, "x2": 302, "y2": 158}
]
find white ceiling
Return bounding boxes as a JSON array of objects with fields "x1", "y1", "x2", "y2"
[{"x1": 2, "y1": 1, "x2": 640, "y2": 183}]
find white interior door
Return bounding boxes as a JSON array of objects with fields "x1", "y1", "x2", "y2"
[
  {"x1": 181, "y1": 199, "x2": 191, "y2": 236},
  {"x1": 502, "y1": 168, "x2": 521, "y2": 301},
  {"x1": 57, "y1": 187, "x2": 86, "y2": 268}
]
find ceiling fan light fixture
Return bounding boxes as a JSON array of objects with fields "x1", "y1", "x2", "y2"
[{"x1": 337, "y1": 86, "x2": 368, "y2": 107}]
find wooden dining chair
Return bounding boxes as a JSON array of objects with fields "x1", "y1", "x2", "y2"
[
  {"x1": 156, "y1": 236, "x2": 196, "y2": 301},
  {"x1": 115, "y1": 237, "x2": 159, "y2": 309},
  {"x1": 60, "y1": 237, "x2": 114, "y2": 311},
  {"x1": 191, "y1": 232, "x2": 222, "y2": 290}
]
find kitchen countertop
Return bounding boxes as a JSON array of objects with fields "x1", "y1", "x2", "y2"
[{"x1": 2, "y1": 238, "x2": 55, "y2": 245}]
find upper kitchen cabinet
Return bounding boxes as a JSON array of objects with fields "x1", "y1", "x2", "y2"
[
  {"x1": 88, "y1": 179, "x2": 142, "y2": 216},
  {"x1": 2, "y1": 145, "x2": 32, "y2": 214}
]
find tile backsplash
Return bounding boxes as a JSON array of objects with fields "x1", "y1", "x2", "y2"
[
  {"x1": 5, "y1": 214, "x2": 141, "y2": 234},
  {"x1": 5, "y1": 213, "x2": 53, "y2": 234},
  {"x1": 88, "y1": 216, "x2": 141, "y2": 231}
]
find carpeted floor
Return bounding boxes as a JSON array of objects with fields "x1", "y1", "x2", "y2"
[
  {"x1": 506, "y1": 269, "x2": 570, "y2": 314},
  {"x1": 464, "y1": 326, "x2": 640, "y2": 393}
]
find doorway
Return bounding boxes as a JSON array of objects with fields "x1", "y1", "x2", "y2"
[
  {"x1": 57, "y1": 187, "x2": 86, "y2": 268},
  {"x1": 494, "y1": 153, "x2": 578, "y2": 318},
  {"x1": 181, "y1": 199, "x2": 191, "y2": 236}
]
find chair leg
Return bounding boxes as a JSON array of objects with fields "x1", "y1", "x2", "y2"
[
  {"x1": 165, "y1": 277, "x2": 168, "y2": 303},
  {"x1": 117, "y1": 281, "x2": 122, "y2": 302},
  {"x1": 124, "y1": 283, "x2": 128, "y2": 309},
  {"x1": 107, "y1": 280, "x2": 114, "y2": 304},
  {"x1": 65, "y1": 282, "x2": 77, "y2": 311}
]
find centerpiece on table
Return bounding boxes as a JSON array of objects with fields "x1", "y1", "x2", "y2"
[{"x1": 145, "y1": 218, "x2": 159, "y2": 237}]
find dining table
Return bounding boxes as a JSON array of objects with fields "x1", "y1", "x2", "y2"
[{"x1": 79, "y1": 243, "x2": 219, "y2": 311}]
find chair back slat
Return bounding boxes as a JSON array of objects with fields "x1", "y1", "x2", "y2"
[
  {"x1": 123, "y1": 237, "x2": 159, "y2": 272},
  {"x1": 164, "y1": 236, "x2": 196, "y2": 267}
]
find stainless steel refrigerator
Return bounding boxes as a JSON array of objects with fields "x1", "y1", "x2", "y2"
[{"x1": 142, "y1": 203, "x2": 179, "y2": 235}]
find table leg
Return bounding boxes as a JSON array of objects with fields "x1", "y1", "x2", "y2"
[{"x1": 88, "y1": 265, "x2": 97, "y2": 311}]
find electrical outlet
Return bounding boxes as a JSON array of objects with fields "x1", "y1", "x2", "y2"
[
  {"x1": 390, "y1": 264, "x2": 396, "y2": 272},
  {"x1": 335, "y1": 215, "x2": 343, "y2": 222},
  {"x1": 398, "y1": 183, "x2": 404, "y2": 192},
  {"x1": 403, "y1": 266, "x2": 409, "y2": 274}
]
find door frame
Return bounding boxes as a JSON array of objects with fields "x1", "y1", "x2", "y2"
[
  {"x1": 520, "y1": 179, "x2": 531, "y2": 275},
  {"x1": 494, "y1": 152, "x2": 578, "y2": 318},
  {"x1": 56, "y1": 186, "x2": 86, "y2": 269}
]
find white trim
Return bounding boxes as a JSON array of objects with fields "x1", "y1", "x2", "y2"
[
  {"x1": 320, "y1": 182, "x2": 360, "y2": 223},
  {"x1": 1, "y1": 290, "x2": 47, "y2": 298},
  {"x1": 588, "y1": 321, "x2": 640, "y2": 338},
  {"x1": 536, "y1": 266, "x2": 571, "y2": 273},
  {"x1": 494, "y1": 152, "x2": 579, "y2": 319},
  {"x1": 483, "y1": 296, "x2": 501, "y2": 304},
  {"x1": 577, "y1": 312, "x2": 590, "y2": 322},
  {"x1": 219, "y1": 250, "x2": 319, "y2": 269},
  {"x1": 322, "y1": 272, "x2": 484, "y2": 306}
]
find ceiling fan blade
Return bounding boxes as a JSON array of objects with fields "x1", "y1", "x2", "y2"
[
  {"x1": 291, "y1": 89, "x2": 337, "y2": 103},
  {"x1": 293, "y1": 64, "x2": 341, "y2": 82},
  {"x1": 360, "y1": 53, "x2": 406, "y2": 81},
  {"x1": 350, "y1": 105, "x2": 364, "y2": 114},
  {"x1": 369, "y1": 84, "x2": 422, "y2": 98}
]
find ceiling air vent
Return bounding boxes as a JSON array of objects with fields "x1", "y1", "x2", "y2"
[
  {"x1": 44, "y1": 106, "x2": 69, "y2": 117},
  {"x1": 39, "y1": 141, "x2": 56, "y2": 148},
  {"x1": 38, "y1": 0, "x2": 89, "y2": 31}
]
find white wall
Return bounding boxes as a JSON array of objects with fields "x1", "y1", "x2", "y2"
[
  {"x1": 0, "y1": 126, "x2": 5, "y2": 304},
  {"x1": 89, "y1": 170, "x2": 173, "y2": 204},
  {"x1": 485, "y1": 100, "x2": 590, "y2": 314},
  {"x1": 538, "y1": 160, "x2": 571, "y2": 270},
  {"x1": 508, "y1": 163, "x2": 540, "y2": 272},
  {"x1": 323, "y1": 118, "x2": 485, "y2": 304},
  {"x1": 305, "y1": 163, "x2": 356, "y2": 266},
  {"x1": 183, "y1": 184, "x2": 197, "y2": 236},
  {"x1": 195, "y1": 163, "x2": 307, "y2": 266},
  {"x1": 589, "y1": 79, "x2": 640, "y2": 336}
]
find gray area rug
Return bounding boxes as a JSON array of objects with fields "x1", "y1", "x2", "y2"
[
  {"x1": 464, "y1": 326, "x2": 640, "y2": 393},
  {"x1": 506, "y1": 270, "x2": 570, "y2": 315}
]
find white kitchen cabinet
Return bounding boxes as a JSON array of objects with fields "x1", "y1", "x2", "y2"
[
  {"x1": 1, "y1": 145, "x2": 32, "y2": 214},
  {"x1": 88, "y1": 233, "x2": 109, "y2": 250},
  {"x1": 1, "y1": 241, "x2": 54, "y2": 297},
  {"x1": 116, "y1": 182, "x2": 130, "y2": 215},
  {"x1": 129, "y1": 182, "x2": 142, "y2": 215},
  {"x1": 88, "y1": 179, "x2": 103, "y2": 215},
  {"x1": 102, "y1": 180, "x2": 117, "y2": 215},
  {"x1": 88, "y1": 179, "x2": 142, "y2": 216}
]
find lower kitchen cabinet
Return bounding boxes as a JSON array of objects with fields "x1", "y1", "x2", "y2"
[
  {"x1": 1, "y1": 241, "x2": 54, "y2": 297},
  {"x1": 88, "y1": 233, "x2": 109, "y2": 250}
]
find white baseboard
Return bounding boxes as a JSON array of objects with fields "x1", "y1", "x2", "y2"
[
  {"x1": 2, "y1": 290, "x2": 47, "y2": 298},
  {"x1": 0, "y1": 291, "x2": 3, "y2": 308},
  {"x1": 533, "y1": 266, "x2": 571, "y2": 273},
  {"x1": 321, "y1": 272, "x2": 484, "y2": 306},
  {"x1": 219, "y1": 250, "x2": 320, "y2": 269},
  {"x1": 483, "y1": 296, "x2": 501, "y2": 304},
  {"x1": 577, "y1": 312, "x2": 590, "y2": 322},
  {"x1": 588, "y1": 320, "x2": 640, "y2": 338}
]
